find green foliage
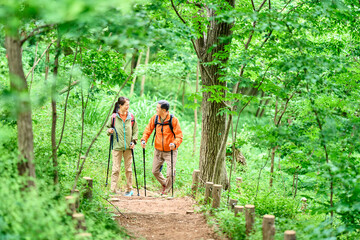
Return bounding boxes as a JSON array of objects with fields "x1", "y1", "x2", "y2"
[
  {"x1": 1, "y1": 0, "x2": 360, "y2": 239},
  {"x1": 213, "y1": 209, "x2": 246, "y2": 240}
]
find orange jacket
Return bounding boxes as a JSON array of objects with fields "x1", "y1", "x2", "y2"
[{"x1": 142, "y1": 114, "x2": 183, "y2": 152}]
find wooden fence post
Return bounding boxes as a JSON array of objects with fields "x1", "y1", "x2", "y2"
[
  {"x1": 245, "y1": 204, "x2": 255, "y2": 234},
  {"x1": 262, "y1": 215, "x2": 275, "y2": 240},
  {"x1": 191, "y1": 170, "x2": 201, "y2": 196},
  {"x1": 284, "y1": 230, "x2": 296, "y2": 240},
  {"x1": 72, "y1": 189, "x2": 80, "y2": 209},
  {"x1": 65, "y1": 196, "x2": 76, "y2": 215},
  {"x1": 75, "y1": 233, "x2": 92, "y2": 239},
  {"x1": 83, "y1": 177, "x2": 93, "y2": 200},
  {"x1": 229, "y1": 199, "x2": 238, "y2": 211},
  {"x1": 234, "y1": 205, "x2": 244, "y2": 217},
  {"x1": 212, "y1": 184, "x2": 222, "y2": 209},
  {"x1": 204, "y1": 182, "x2": 213, "y2": 204},
  {"x1": 73, "y1": 213, "x2": 87, "y2": 231}
]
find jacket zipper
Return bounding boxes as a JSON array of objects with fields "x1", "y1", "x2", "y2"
[
  {"x1": 161, "y1": 125, "x2": 164, "y2": 151},
  {"x1": 123, "y1": 119, "x2": 126, "y2": 150}
]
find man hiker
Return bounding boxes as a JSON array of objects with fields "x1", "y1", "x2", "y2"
[
  {"x1": 141, "y1": 100, "x2": 183, "y2": 195},
  {"x1": 106, "y1": 96, "x2": 138, "y2": 196}
]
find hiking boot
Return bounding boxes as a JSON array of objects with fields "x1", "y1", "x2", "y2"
[
  {"x1": 124, "y1": 191, "x2": 133, "y2": 197},
  {"x1": 161, "y1": 185, "x2": 166, "y2": 195}
]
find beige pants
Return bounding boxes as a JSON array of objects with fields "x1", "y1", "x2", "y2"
[
  {"x1": 111, "y1": 150, "x2": 132, "y2": 193},
  {"x1": 152, "y1": 149, "x2": 178, "y2": 193}
]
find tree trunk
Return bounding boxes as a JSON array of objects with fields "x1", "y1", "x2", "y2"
[
  {"x1": 45, "y1": 47, "x2": 50, "y2": 82},
  {"x1": 130, "y1": 50, "x2": 143, "y2": 96},
  {"x1": 29, "y1": 42, "x2": 38, "y2": 91},
  {"x1": 269, "y1": 146, "x2": 278, "y2": 187},
  {"x1": 196, "y1": 1, "x2": 235, "y2": 188},
  {"x1": 140, "y1": 46, "x2": 150, "y2": 97},
  {"x1": 193, "y1": 61, "x2": 200, "y2": 156},
  {"x1": 182, "y1": 73, "x2": 189, "y2": 106},
  {"x1": 5, "y1": 35, "x2": 36, "y2": 186},
  {"x1": 51, "y1": 36, "x2": 60, "y2": 185}
]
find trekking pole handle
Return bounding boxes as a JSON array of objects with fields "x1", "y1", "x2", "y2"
[{"x1": 130, "y1": 142, "x2": 134, "y2": 146}]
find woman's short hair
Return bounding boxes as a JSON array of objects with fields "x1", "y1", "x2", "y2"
[{"x1": 158, "y1": 100, "x2": 170, "y2": 111}]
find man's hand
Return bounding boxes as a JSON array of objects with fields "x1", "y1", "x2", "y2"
[
  {"x1": 108, "y1": 128, "x2": 114, "y2": 134},
  {"x1": 130, "y1": 142, "x2": 135, "y2": 149},
  {"x1": 169, "y1": 143, "x2": 175, "y2": 150},
  {"x1": 141, "y1": 140, "x2": 146, "y2": 149}
]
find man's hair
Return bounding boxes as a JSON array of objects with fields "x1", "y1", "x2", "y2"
[{"x1": 158, "y1": 100, "x2": 170, "y2": 111}]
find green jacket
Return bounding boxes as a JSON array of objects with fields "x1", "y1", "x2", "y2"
[{"x1": 106, "y1": 112, "x2": 138, "y2": 151}]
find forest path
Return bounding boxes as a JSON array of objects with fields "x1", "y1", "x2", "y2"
[{"x1": 111, "y1": 189, "x2": 224, "y2": 240}]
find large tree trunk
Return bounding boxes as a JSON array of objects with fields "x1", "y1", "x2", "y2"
[
  {"x1": 5, "y1": 35, "x2": 36, "y2": 186},
  {"x1": 193, "y1": 61, "x2": 200, "y2": 156},
  {"x1": 196, "y1": 1, "x2": 235, "y2": 188}
]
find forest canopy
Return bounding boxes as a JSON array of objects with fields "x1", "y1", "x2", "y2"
[{"x1": 1, "y1": 0, "x2": 360, "y2": 239}]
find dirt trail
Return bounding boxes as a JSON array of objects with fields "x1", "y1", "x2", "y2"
[{"x1": 111, "y1": 189, "x2": 224, "y2": 240}]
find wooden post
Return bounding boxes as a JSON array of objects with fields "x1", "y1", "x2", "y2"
[
  {"x1": 229, "y1": 199, "x2": 238, "y2": 211},
  {"x1": 212, "y1": 184, "x2": 222, "y2": 209},
  {"x1": 262, "y1": 215, "x2": 275, "y2": 240},
  {"x1": 204, "y1": 182, "x2": 213, "y2": 204},
  {"x1": 191, "y1": 170, "x2": 201, "y2": 196},
  {"x1": 234, "y1": 205, "x2": 244, "y2": 217},
  {"x1": 236, "y1": 177, "x2": 243, "y2": 194},
  {"x1": 65, "y1": 196, "x2": 76, "y2": 215},
  {"x1": 73, "y1": 213, "x2": 87, "y2": 231},
  {"x1": 284, "y1": 230, "x2": 296, "y2": 240},
  {"x1": 83, "y1": 177, "x2": 93, "y2": 200},
  {"x1": 75, "y1": 233, "x2": 92, "y2": 239},
  {"x1": 72, "y1": 189, "x2": 80, "y2": 209},
  {"x1": 245, "y1": 204, "x2": 255, "y2": 234}
]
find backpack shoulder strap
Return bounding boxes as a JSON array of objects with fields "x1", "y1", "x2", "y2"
[
  {"x1": 129, "y1": 112, "x2": 135, "y2": 127},
  {"x1": 111, "y1": 113, "x2": 119, "y2": 142},
  {"x1": 111, "y1": 113, "x2": 117, "y2": 128},
  {"x1": 152, "y1": 115, "x2": 159, "y2": 146},
  {"x1": 169, "y1": 114, "x2": 175, "y2": 138}
]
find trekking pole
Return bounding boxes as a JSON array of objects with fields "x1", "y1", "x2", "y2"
[
  {"x1": 142, "y1": 140, "x2": 147, "y2": 197},
  {"x1": 130, "y1": 143, "x2": 140, "y2": 196},
  {"x1": 170, "y1": 147, "x2": 174, "y2": 197},
  {"x1": 105, "y1": 135, "x2": 113, "y2": 187}
]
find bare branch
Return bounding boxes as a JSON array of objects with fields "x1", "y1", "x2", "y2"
[
  {"x1": 170, "y1": 0, "x2": 187, "y2": 24},
  {"x1": 20, "y1": 24, "x2": 56, "y2": 45},
  {"x1": 259, "y1": 30, "x2": 273, "y2": 48},
  {"x1": 251, "y1": 0, "x2": 256, "y2": 11},
  {"x1": 190, "y1": 39, "x2": 216, "y2": 85},
  {"x1": 25, "y1": 41, "x2": 55, "y2": 80},
  {"x1": 244, "y1": 21, "x2": 257, "y2": 49},
  {"x1": 56, "y1": 46, "x2": 79, "y2": 151},
  {"x1": 275, "y1": 92, "x2": 295, "y2": 127},
  {"x1": 281, "y1": 0, "x2": 292, "y2": 12},
  {"x1": 257, "y1": 0, "x2": 268, "y2": 11}
]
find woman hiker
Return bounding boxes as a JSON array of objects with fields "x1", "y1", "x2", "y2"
[{"x1": 106, "y1": 96, "x2": 138, "y2": 196}]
